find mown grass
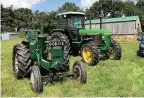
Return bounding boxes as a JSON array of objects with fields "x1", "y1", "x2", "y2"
[{"x1": 1, "y1": 38, "x2": 144, "y2": 97}]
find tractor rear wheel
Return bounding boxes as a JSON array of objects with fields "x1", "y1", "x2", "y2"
[
  {"x1": 51, "y1": 32, "x2": 70, "y2": 71},
  {"x1": 30, "y1": 65, "x2": 43, "y2": 93},
  {"x1": 107, "y1": 39, "x2": 122, "y2": 60},
  {"x1": 12, "y1": 44, "x2": 32, "y2": 79},
  {"x1": 81, "y1": 41, "x2": 100, "y2": 66},
  {"x1": 73, "y1": 60, "x2": 87, "y2": 84}
]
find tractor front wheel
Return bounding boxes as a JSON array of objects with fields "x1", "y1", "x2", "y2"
[
  {"x1": 30, "y1": 65, "x2": 43, "y2": 93},
  {"x1": 73, "y1": 60, "x2": 87, "y2": 84},
  {"x1": 107, "y1": 39, "x2": 122, "y2": 60},
  {"x1": 81, "y1": 41, "x2": 100, "y2": 66}
]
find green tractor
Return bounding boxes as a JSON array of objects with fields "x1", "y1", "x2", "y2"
[
  {"x1": 12, "y1": 29, "x2": 87, "y2": 93},
  {"x1": 51, "y1": 12, "x2": 122, "y2": 66}
]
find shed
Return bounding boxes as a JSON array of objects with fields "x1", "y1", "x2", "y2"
[
  {"x1": 1, "y1": 32, "x2": 19, "y2": 40},
  {"x1": 85, "y1": 16, "x2": 141, "y2": 35}
]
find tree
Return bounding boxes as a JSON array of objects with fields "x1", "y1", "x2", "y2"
[
  {"x1": 1, "y1": 4, "x2": 15, "y2": 32},
  {"x1": 57, "y1": 2, "x2": 81, "y2": 13},
  {"x1": 85, "y1": 0, "x2": 125, "y2": 19},
  {"x1": 136, "y1": 0, "x2": 144, "y2": 31},
  {"x1": 136, "y1": 0, "x2": 144, "y2": 10},
  {"x1": 43, "y1": 11, "x2": 57, "y2": 33},
  {"x1": 123, "y1": 1, "x2": 138, "y2": 16},
  {"x1": 14, "y1": 8, "x2": 33, "y2": 31}
]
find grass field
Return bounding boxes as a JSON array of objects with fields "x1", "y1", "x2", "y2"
[{"x1": 1, "y1": 38, "x2": 144, "y2": 97}]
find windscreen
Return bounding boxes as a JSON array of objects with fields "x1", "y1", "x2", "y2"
[{"x1": 68, "y1": 15, "x2": 85, "y2": 29}]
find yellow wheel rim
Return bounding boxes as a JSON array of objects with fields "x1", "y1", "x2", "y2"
[
  {"x1": 82, "y1": 46, "x2": 93, "y2": 63},
  {"x1": 108, "y1": 47, "x2": 116, "y2": 59}
]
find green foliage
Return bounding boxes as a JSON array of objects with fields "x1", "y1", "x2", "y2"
[
  {"x1": 1, "y1": 39, "x2": 144, "y2": 97},
  {"x1": 85, "y1": 0, "x2": 125, "y2": 19},
  {"x1": 1, "y1": 2, "x2": 82, "y2": 33},
  {"x1": 85, "y1": 0, "x2": 143, "y2": 18},
  {"x1": 57, "y1": 2, "x2": 81, "y2": 13},
  {"x1": 14, "y1": 8, "x2": 33, "y2": 31},
  {"x1": 1, "y1": 5, "x2": 15, "y2": 32},
  {"x1": 43, "y1": 11, "x2": 57, "y2": 33}
]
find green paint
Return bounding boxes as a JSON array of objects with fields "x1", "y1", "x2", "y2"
[
  {"x1": 101, "y1": 35, "x2": 111, "y2": 50},
  {"x1": 79, "y1": 29, "x2": 112, "y2": 50},
  {"x1": 23, "y1": 30, "x2": 65, "y2": 70},
  {"x1": 79, "y1": 29, "x2": 112, "y2": 35}
]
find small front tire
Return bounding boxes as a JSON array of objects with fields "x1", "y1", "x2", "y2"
[
  {"x1": 30, "y1": 66, "x2": 43, "y2": 93},
  {"x1": 73, "y1": 60, "x2": 87, "y2": 84},
  {"x1": 107, "y1": 39, "x2": 122, "y2": 60},
  {"x1": 81, "y1": 41, "x2": 100, "y2": 66}
]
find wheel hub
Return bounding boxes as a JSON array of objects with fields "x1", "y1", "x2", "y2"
[
  {"x1": 73, "y1": 65, "x2": 81, "y2": 81},
  {"x1": 74, "y1": 67, "x2": 80, "y2": 78},
  {"x1": 108, "y1": 47, "x2": 116, "y2": 59}
]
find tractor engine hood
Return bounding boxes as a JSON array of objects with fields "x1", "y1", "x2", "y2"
[{"x1": 79, "y1": 29, "x2": 112, "y2": 35}]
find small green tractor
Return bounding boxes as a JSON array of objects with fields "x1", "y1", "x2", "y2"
[
  {"x1": 12, "y1": 29, "x2": 87, "y2": 93},
  {"x1": 52, "y1": 12, "x2": 122, "y2": 66}
]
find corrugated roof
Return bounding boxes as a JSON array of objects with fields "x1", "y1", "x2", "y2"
[{"x1": 85, "y1": 16, "x2": 139, "y2": 24}]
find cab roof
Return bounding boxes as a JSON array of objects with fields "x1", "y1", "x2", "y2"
[{"x1": 57, "y1": 12, "x2": 85, "y2": 16}]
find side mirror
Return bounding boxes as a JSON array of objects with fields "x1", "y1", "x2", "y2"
[{"x1": 137, "y1": 37, "x2": 141, "y2": 41}]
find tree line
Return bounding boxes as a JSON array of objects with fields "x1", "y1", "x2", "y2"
[{"x1": 1, "y1": 0, "x2": 144, "y2": 32}]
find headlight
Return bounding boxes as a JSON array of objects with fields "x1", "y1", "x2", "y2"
[{"x1": 140, "y1": 44, "x2": 144, "y2": 48}]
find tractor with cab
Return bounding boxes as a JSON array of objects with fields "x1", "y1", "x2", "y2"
[{"x1": 52, "y1": 12, "x2": 122, "y2": 66}]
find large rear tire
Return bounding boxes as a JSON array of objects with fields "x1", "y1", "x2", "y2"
[
  {"x1": 73, "y1": 60, "x2": 87, "y2": 84},
  {"x1": 51, "y1": 32, "x2": 70, "y2": 71},
  {"x1": 81, "y1": 41, "x2": 100, "y2": 66},
  {"x1": 107, "y1": 39, "x2": 122, "y2": 60},
  {"x1": 12, "y1": 44, "x2": 32, "y2": 79}
]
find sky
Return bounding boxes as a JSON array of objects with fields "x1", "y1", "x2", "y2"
[{"x1": 0, "y1": 0, "x2": 137, "y2": 12}]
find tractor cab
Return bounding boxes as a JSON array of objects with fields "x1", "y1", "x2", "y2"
[
  {"x1": 56, "y1": 12, "x2": 86, "y2": 41},
  {"x1": 56, "y1": 12, "x2": 85, "y2": 29}
]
